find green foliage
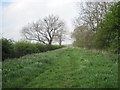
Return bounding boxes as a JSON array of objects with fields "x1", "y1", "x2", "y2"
[
  {"x1": 13, "y1": 41, "x2": 65, "y2": 58},
  {"x1": 72, "y1": 28, "x2": 94, "y2": 49},
  {"x1": 35, "y1": 43, "x2": 47, "y2": 52},
  {"x1": 94, "y1": 2, "x2": 120, "y2": 53},
  {"x1": 46, "y1": 45, "x2": 65, "y2": 51},
  {"x1": 3, "y1": 48, "x2": 118, "y2": 88},
  {"x1": 2, "y1": 38, "x2": 65, "y2": 61},
  {"x1": 13, "y1": 41, "x2": 37, "y2": 58},
  {"x1": 73, "y1": 2, "x2": 119, "y2": 54},
  {"x1": 1, "y1": 38, "x2": 14, "y2": 60}
]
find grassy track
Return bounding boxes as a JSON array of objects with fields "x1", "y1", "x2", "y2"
[{"x1": 3, "y1": 48, "x2": 118, "y2": 88}]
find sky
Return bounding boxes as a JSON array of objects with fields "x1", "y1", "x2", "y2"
[
  {"x1": 0, "y1": 0, "x2": 80, "y2": 44},
  {"x1": 0, "y1": 0, "x2": 117, "y2": 44}
]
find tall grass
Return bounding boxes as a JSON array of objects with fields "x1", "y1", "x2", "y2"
[{"x1": 3, "y1": 48, "x2": 118, "y2": 88}]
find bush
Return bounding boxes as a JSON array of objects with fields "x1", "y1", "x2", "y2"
[
  {"x1": 35, "y1": 43, "x2": 47, "y2": 52},
  {"x1": 94, "y1": 2, "x2": 120, "y2": 54},
  {"x1": 72, "y1": 29, "x2": 94, "y2": 49},
  {"x1": 2, "y1": 38, "x2": 65, "y2": 60},
  {"x1": 1, "y1": 38, "x2": 14, "y2": 61},
  {"x1": 13, "y1": 41, "x2": 37, "y2": 58},
  {"x1": 46, "y1": 45, "x2": 65, "y2": 51},
  {"x1": 13, "y1": 41, "x2": 65, "y2": 58}
]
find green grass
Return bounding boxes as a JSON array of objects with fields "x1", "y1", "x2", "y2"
[{"x1": 3, "y1": 48, "x2": 118, "y2": 88}]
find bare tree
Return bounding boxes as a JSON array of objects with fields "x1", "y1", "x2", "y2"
[
  {"x1": 74, "y1": 2, "x2": 114, "y2": 32},
  {"x1": 72, "y1": 1, "x2": 116, "y2": 48},
  {"x1": 54, "y1": 29, "x2": 66, "y2": 45},
  {"x1": 22, "y1": 15, "x2": 66, "y2": 45},
  {"x1": 72, "y1": 25, "x2": 89, "y2": 41},
  {"x1": 72, "y1": 25, "x2": 94, "y2": 48}
]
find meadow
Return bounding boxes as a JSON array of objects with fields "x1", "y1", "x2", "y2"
[{"x1": 2, "y1": 48, "x2": 118, "y2": 88}]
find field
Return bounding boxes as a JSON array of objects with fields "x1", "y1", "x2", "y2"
[{"x1": 3, "y1": 48, "x2": 118, "y2": 88}]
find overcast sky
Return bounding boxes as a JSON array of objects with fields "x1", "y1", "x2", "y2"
[
  {"x1": 1, "y1": 0, "x2": 116, "y2": 44},
  {"x1": 0, "y1": 0, "x2": 81, "y2": 44}
]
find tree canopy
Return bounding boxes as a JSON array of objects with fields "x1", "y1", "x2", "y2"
[
  {"x1": 72, "y1": 1, "x2": 119, "y2": 53},
  {"x1": 22, "y1": 15, "x2": 66, "y2": 45}
]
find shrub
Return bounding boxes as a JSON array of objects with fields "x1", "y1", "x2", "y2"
[
  {"x1": 13, "y1": 41, "x2": 37, "y2": 58},
  {"x1": 72, "y1": 28, "x2": 94, "y2": 49},
  {"x1": 94, "y1": 2, "x2": 120, "y2": 54},
  {"x1": 46, "y1": 45, "x2": 65, "y2": 51},
  {"x1": 13, "y1": 41, "x2": 64, "y2": 58},
  {"x1": 2, "y1": 38, "x2": 65, "y2": 60},
  {"x1": 1, "y1": 38, "x2": 14, "y2": 61},
  {"x1": 35, "y1": 43, "x2": 47, "y2": 52}
]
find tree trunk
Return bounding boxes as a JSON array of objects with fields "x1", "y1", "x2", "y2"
[
  {"x1": 59, "y1": 39, "x2": 62, "y2": 45},
  {"x1": 48, "y1": 40, "x2": 52, "y2": 45}
]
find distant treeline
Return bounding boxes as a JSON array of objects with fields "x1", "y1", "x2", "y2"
[{"x1": 1, "y1": 38, "x2": 65, "y2": 61}]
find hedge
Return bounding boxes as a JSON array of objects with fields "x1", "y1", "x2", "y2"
[{"x1": 1, "y1": 38, "x2": 65, "y2": 61}]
